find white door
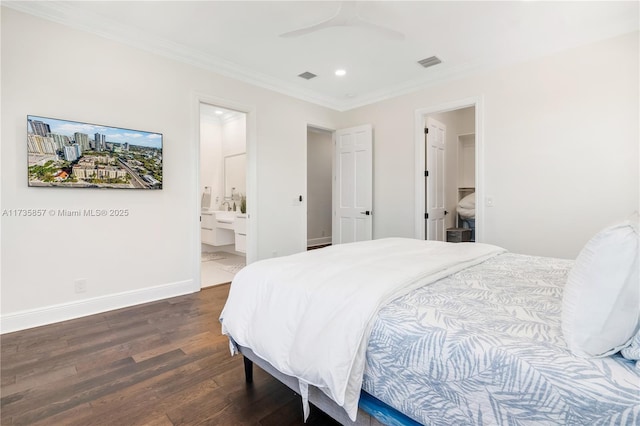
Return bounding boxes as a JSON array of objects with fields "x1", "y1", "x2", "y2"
[
  {"x1": 333, "y1": 124, "x2": 373, "y2": 244},
  {"x1": 425, "y1": 117, "x2": 446, "y2": 241}
]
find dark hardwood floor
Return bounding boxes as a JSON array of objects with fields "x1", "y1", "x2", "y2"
[{"x1": 1, "y1": 284, "x2": 340, "y2": 425}]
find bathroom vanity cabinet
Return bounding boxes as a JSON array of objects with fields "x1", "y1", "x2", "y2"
[
  {"x1": 201, "y1": 211, "x2": 234, "y2": 246},
  {"x1": 201, "y1": 210, "x2": 246, "y2": 252},
  {"x1": 234, "y1": 216, "x2": 247, "y2": 253}
]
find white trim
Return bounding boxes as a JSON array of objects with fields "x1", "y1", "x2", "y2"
[
  {"x1": 414, "y1": 96, "x2": 484, "y2": 242},
  {"x1": 0, "y1": 2, "x2": 494, "y2": 112},
  {"x1": 2, "y1": 1, "x2": 343, "y2": 111},
  {"x1": 0, "y1": 279, "x2": 194, "y2": 334},
  {"x1": 307, "y1": 237, "x2": 332, "y2": 248}
]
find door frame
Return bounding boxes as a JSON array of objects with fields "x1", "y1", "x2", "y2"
[
  {"x1": 414, "y1": 96, "x2": 484, "y2": 242},
  {"x1": 192, "y1": 92, "x2": 257, "y2": 292}
]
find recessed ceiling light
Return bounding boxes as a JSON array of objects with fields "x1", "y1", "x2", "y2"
[
  {"x1": 335, "y1": 69, "x2": 346, "y2": 76},
  {"x1": 215, "y1": 110, "x2": 224, "y2": 115}
]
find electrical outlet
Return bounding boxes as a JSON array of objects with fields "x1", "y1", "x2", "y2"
[{"x1": 74, "y1": 279, "x2": 87, "y2": 293}]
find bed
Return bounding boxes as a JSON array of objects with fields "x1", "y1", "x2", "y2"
[{"x1": 220, "y1": 225, "x2": 640, "y2": 425}]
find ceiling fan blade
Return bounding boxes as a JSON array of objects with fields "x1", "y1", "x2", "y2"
[
  {"x1": 353, "y1": 19, "x2": 405, "y2": 41},
  {"x1": 279, "y1": 19, "x2": 343, "y2": 38},
  {"x1": 279, "y1": 1, "x2": 404, "y2": 41},
  {"x1": 279, "y1": 2, "x2": 354, "y2": 38}
]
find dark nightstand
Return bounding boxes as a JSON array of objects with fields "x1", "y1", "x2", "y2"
[{"x1": 447, "y1": 228, "x2": 472, "y2": 243}]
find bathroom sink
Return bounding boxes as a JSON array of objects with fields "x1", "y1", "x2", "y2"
[{"x1": 214, "y1": 210, "x2": 236, "y2": 224}]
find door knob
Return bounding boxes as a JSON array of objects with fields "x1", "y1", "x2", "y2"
[{"x1": 360, "y1": 211, "x2": 371, "y2": 215}]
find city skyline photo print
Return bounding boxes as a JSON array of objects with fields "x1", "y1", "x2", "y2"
[{"x1": 27, "y1": 115, "x2": 162, "y2": 189}]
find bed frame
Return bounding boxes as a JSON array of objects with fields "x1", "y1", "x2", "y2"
[{"x1": 238, "y1": 345, "x2": 386, "y2": 426}]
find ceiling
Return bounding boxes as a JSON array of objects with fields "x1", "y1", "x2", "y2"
[
  {"x1": 201, "y1": 103, "x2": 244, "y2": 122},
  {"x1": 5, "y1": 1, "x2": 639, "y2": 111}
]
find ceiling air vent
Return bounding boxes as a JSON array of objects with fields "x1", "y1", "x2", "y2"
[
  {"x1": 298, "y1": 71, "x2": 317, "y2": 80},
  {"x1": 418, "y1": 56, "x2": 442, "y2": 69}
]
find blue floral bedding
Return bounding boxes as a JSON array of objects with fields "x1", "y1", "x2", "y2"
[{"x1": 362, "y1": 253, "x2": 640, "y2": 425}]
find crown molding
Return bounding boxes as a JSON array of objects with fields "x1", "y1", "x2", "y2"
[
  {"x1": 8, "y1": 1, "x2": 633, "y2": 112},
  {"x1": 2, "y1": 1, "x2": 349, "y2": 110},
  {"x1": 0, "y1": 1, "x2": 496, "y2": 112}
]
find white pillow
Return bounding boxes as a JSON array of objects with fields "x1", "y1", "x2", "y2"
[{"x1": 561, "y1": 220, "x2": 640, "y2": 358}]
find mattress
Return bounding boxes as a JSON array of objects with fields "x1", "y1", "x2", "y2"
[
  {"x1": 362, "y1": 253, "x2": 640, "y2": 425},
  {"x1": 221, "y1": 238, "x2": 505, "y2": 421}
]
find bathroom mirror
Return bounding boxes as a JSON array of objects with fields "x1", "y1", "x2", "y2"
[{"x1": 224, "y1": 153, "x2": 246, "y2": 198}]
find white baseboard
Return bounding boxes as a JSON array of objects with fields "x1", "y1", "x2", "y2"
[
  {"x1": 307, "y1": 237, "x2": 331, "y2": 248},
  {"x1": 0, "y1": 279, "x2": 195, "y2": 334}
]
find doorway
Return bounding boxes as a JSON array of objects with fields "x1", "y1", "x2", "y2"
[
  {"x1": 199, "y1": 103, "x2": 247, "y2": 288},
  {"x1": 306, "y1": 126, "x2": 333, "y2": 249},
  {"x1": 415, "y1": 98, "x2": 482, "y2": 243}
]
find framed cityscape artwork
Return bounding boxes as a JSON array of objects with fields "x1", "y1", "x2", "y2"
[{"x1": 27, "y1": 115, "x2": 162, "y2": 189}]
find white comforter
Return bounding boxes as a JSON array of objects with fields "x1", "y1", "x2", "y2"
[{"x1": 220, "y1": 238, "x2": 505, "y2": 420}]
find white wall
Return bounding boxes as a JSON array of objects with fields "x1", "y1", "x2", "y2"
[
  {"x1": 221, "y1": 114, "x2": 247, "y2": 206},
  {"x1": 458, "y1": 135, "x2": 475, "y2": 191},
  {"x1": 200, "y1": 108, "x2": 222, "y2": 210},
  {"x1": 307, "y1": 128, "x2": 333, "y2": 246},
  {"x1": 340, "y1": 32, "x2": 639, "y2": 259},
  {"x1": 0, "y1": 8, "x2": 340, "y2": 332},
  {"x1": 222, "y1": 116, "x2": 247, "y2": 159}
]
